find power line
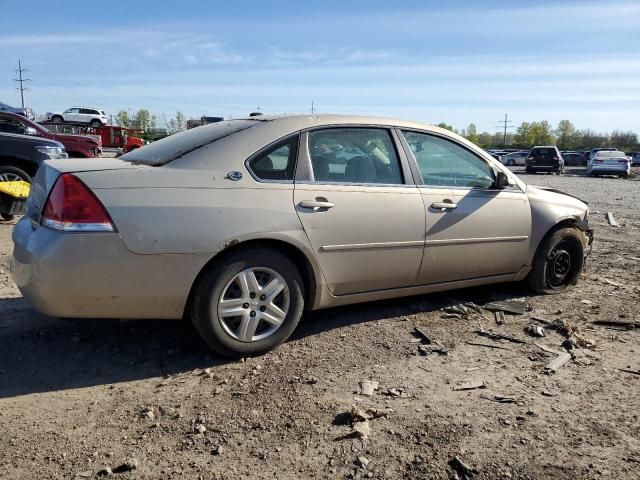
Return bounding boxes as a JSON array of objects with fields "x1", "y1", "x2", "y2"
[
  {"x1": 13, "y1": 60, "x2": 32, "y2": 109},
  {"x1": 496, "y1": 113, "x2": 514, "y2": 146}
]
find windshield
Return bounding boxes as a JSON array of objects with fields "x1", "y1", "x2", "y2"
[{"x1": 120, "y1": 119, "x2": 261, "y2": 166}]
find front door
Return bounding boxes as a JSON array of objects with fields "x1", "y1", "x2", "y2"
[
  {"x1": 294, "y1": 127, "x2": 425, "y2": 295},
  {"x1": 400, "y1": 130, "x2": 532, "y2": 285}
]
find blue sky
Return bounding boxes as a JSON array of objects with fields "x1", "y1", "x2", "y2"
[{"x1": 1, "y1": 0, "x2": 639, "y2": 132}]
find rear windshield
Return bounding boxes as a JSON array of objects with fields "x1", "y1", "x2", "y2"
[
  {"x1": 121, "y1": 119, "x2": 260, "y2": 166},
  {"x1": 531, "y1": 148, "x2": 557, "y2": 157},
  {"x1": 596, "y1": 151, "x2": 626, "y2": 158}
]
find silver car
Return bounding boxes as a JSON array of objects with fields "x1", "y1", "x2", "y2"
[
  {"x1": 11, "y1": 115, "x2": 594, "y2": 357},
  {"x1": 586, "y1": 150, "x2": 631, "y2": 178}
]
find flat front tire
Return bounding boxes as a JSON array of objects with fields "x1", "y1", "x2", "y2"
[
  {"x1": 190, "y1": 247, "x2": 304, "y2": 357},
  {"x1": 528, "y1": 228, "x2": 584, "y2": 294}
]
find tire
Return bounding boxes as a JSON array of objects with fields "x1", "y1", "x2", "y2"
[
  {"x1": 89, "y1": 119, "x2": 102, "y2": 128},
  {"x1": 52, "y1": 115, "x2": 63, "y2": 124},
  {"x1": 190, "y1": 247, "x2": 305, "y2": 357},
  {"x1": 525, "y1": 167, "x2": 533, "y2": 174},
  {"x1": 0, "y1": 165, "x2": 32, "y2": 183},
  {"x1": 507, "y1": 159, "x2": 515, "y2": 166},
  {"x1": 528, "y1": 227, "x2": 584, "y2": 294},
  {"x1": 1, "y1": 213, "x2": 14, "y2": 221},
  {"x1": 622, "y1": 173, "x2": 629, "y2": 179}
]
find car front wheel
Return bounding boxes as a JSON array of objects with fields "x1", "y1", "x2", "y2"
[
  {"x1": 190, "y1": 247, "x2": 305, "y2": 357},
  {"x1": 528, "y1": 227, "x2": 584, "y2": 294},
  {"x1": 89, "y1": 120, "x2": 102, "y2": 128}
]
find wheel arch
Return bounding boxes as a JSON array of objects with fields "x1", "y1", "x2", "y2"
[
  {"x1": 528, "y1": 216, "x2": 587, "y2": 266},
  {"x1": 0, "y1": 156, "x2": 38, "y2": 178},
  {"x1": 184, "y1": 237, "x2": 322, "y2": 319}
]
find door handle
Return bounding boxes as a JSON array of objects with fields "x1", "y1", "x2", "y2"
[
  {"x1": 298, "y1": 200, "x2": 335, "y2": 210},
  {"x1": 430, "y1": 201, "x2": 458, "y2": 211}
]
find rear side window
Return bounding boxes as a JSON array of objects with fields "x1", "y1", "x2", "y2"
[{"x1": 247, "y1": 135, "x2": 298, "y2": 181}]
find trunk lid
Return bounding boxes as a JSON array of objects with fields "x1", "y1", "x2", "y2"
[{"x1": 26, "y1": 158, "x2": 142, "y2": 224}]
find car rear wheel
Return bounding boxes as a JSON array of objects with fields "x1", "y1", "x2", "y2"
[
  {"x1": 52, "y1": 116, "x2": 63, "y2": 124},
  {"x1": 89, "y1": 120, "x2": 102, "y2": 128},
  {"x1": 190, "y1": 247, "x2": 304, "y2": 357},
  {"x1": 506, "y1": 159, "x2": 515, "y2": 166},
  {"x1": 528, "y1": 227, "x2": 584, "y2": 294}
]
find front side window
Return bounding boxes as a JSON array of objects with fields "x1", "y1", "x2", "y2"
[
  {"x1": 307, "y1": 128, "x2": 403, "y2": 184},
  {"x1": 247, "y1": 135, "x2": 298, "y2": 181},
  {"x1": 0, "y1": 117, "x2": 26, "y2": 134},
  {"x1": 402, "y1": 131, "x2": 494, "y2": 189}
]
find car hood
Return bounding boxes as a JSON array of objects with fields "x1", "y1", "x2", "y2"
[{"x1": 525, "y1": 185, "x2": 588, "y2": 213}]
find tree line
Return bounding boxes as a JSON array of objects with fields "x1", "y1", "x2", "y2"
[
  {"x1": 114, "y1": 109, "x2": 188, "y2": 140},
  {"x1": 437, "y1": 120, "x2": 639, "y2": 151}
]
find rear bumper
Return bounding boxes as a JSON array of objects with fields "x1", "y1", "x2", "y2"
[
  {"x1": 526, "y1": 163, "x2": 561, "y2": 171},
  {"x1": 589, "y1": 164, "x2": 630, "y2": 174},
  {"x1": 11, "y1": 217, "x2": 210, "y2": 319}
]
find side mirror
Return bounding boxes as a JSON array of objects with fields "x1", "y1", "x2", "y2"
[
  {"x1": 24, "y1": 126, "x2": 38, "y2": 136},
  {"x1": 494, "y1": 171, "x2": 510, "y2": 189}
]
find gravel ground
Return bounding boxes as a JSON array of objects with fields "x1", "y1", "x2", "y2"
[{"x1": 0, "y1": 166, "x2": 639, "y2": 479}]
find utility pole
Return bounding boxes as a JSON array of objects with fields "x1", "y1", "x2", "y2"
[
  {"x1": 496, "y1": 113, "x2": 514, "y2": 146},
  {"x1": 13, "y1": 60, "x2": 31, "y2": 109},
  {"x1": 311, "y1": 101, "x2": 315, "y2": 114}
]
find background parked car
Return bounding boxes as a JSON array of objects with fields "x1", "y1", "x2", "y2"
[
  {"x1": 561, "y1": 151, "x2": 585, "y2": 166},
  {"x1": 500, "y1": 150, "x2": 528, "y2": 166},
  {"x1": 624, "y1": 151, "x2": 640, "y2": 166},
  {"x1": 0, "y1": 131, "x2": 67, "y2": 184},
  {"x1": 525, "y1": 146, "x2": 564, "y2": 174},
  {"x1": 45, "y1": 107, "x2": 108, "y2": 127},
  {"x1": 0, "y1": 100, "x2": 35, "y2": 121},
  {"x1": 587, "y1": 150, "x2": 630, "y2": 178},
  {"x1": 0, "y1": 112, "x2": 101, "y2": 158}
]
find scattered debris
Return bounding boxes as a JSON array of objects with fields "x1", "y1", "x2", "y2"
[
  {"x1": 452, "y1": 380, "x2": 486, "y2": 391},
  {"x1": 551, "y1": 319, "x2": 596, "y2": 349},
  {"x1": 541, "y1": 390, "x2": 553, "y2": 397},
  {"x1": 474, "y1": 328, "x2": 527, "y2": 344},
  {"x1": 494, "y1": 310, "x2": 506, "y2": 325},
  {"x1": 194, "y1": 423, "x2": 207, "y2": 434},
  {"x1": 348, "y1": 405, "x2": 392, "y2": 422},
  {"x1": 480, "y1": 393, "x2": 517, "y2": 403},
  {"x1": 359, "y1": 380, "x2": 378, "y2": 396},
  {"x1": 384, "y1": 387, "x2": 410, "y2": 398},
  {"x1": 545, "y1": 352, "x2": 572, "y2": 373},
  {"x1": 449, "y1": 456, "x2": 479, "y2": 479},
  {"x1": 112, "y1": 458, "x2": 139, "y2": 473},
  {"x1": 535, "y1": 343, "x2": 562, "y2": 355},
  {"x1": 465, "y1": 341, "x2": 512, "y2": 351},
  {"x1": 592, "y1": 320, "x2": 639, "y2": 330},
  {"x1": 352, "y1": 421, "x2": 371, "y2": 439},
  {"x1": 603, "y1": 278, "x2": 623, "y2": 287},
  {"x1": 525, "y1": 325, "x2": 545, "y2": 337},
  {"x1": 530, "y1": 316, "x2": 552, "y2": 325},
  {"x1": 418, "y1": 344, "x2": 449, "y2": 356},
  {"x1": 357, "y1": 456, "x2": 370, "y2": 468},
  {"x1": 605, "y1": 212, "x2": 619, "y2": 227},
  {"x1": 211, "y1": 445, "x2": 223, "y2": 456},
  {"x1": 96, "y1": 467, "x2": 113, "y2": 477},
  {"x1": 619, "y1": 368, "x2": 640, "y2": 376},
  {"x1": 413, "y1": 326, "x2": 432, "y2": 344},
  {"x1": 483, "y1": 299, "x2": 527, "y2": 315}
]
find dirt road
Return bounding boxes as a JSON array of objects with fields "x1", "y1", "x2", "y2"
[{"x1": 1, "y1": 168, "x2": 639, "y2": 479}]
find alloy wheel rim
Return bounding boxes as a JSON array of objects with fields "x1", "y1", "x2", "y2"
[
  {"x1": 546, "y1": 243, "x2": 572, "y2": 288},
  {"x1": 216, "y1": 267, "x2": 289, "y2": 343},
  {"x1": 0, "y1": 172, "x2": 23, "y2": 182}
]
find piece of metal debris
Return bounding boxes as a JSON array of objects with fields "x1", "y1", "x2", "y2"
[
  {"x1": 606, "y1": 212, "x2": 619, "y2": 227},
  {"x1": 475, "y1": 328, "x2": 527, "y2": 344},
  {"x1": 359, "y1": 380, "x2": 378, "y2": 396},
  {"x1": 483, "y1": 299, "x2": 527, "y2": 315},
  {"x1": 480, "y1": 393, "x2": 517, "y2": 403},
  {"x1": 526, "y1": 325, "x2": 545, "y2": 337},
  {"x1": 494, "y1": 310, "x2": 506, "y2": 325},
  {"x1": 619, "y1": 368, "x2": 640, "y2": 376},
  {"x1": 384, "y1": 387, "x2": 410, "y2": 398},
  {"x1": 592, "y1": 320, "x2": 639, "y2": 330},
  {"x1": 545, "y1": 352, "x2": 572, "y2": 373},
  {"x1": 448, "y1": 456, "x2": 479, "y2": 479},
  {"x1": 535, "y1": 343, "x2": 563, "y2": 355},
  {"x1": 413, "y1": 327, "x2": 432, "y2": 344},
  {"x1": 452, "y1": 380, "x2": 486, "y2": 391},
  {"x1": 418, "y1": 344, "x2": 449, "y2": 356}
]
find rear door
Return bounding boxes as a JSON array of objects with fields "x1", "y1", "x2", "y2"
[
  {"x1": 294, "y1": 127, "x2": 425, "y2": 295},
  {"x1": 399, "y1": 130, "x2": 531, "y2": 285}
]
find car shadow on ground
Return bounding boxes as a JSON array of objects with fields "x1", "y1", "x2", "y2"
[{"x1": 0, "y1": 283, "x2": 534, "y2": 399}]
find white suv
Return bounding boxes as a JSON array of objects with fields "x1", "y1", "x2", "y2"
[{"x1": 46, "y1": 107, "x2": 108, "y2": 127}]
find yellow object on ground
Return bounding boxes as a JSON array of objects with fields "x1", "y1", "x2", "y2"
[{"x1": 0, "y1": 180, "x2": 31, "y2": 199}]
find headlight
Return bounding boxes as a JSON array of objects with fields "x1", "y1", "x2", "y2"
[{"x1": 35, "y1": 146, "x2": 69, "y2": 159}]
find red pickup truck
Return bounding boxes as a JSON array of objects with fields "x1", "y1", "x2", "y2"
[{"x1": 0, "y1": 112, "x2": 101, "y2": 157}]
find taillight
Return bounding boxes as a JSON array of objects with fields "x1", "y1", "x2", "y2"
[{"x1": 41, "y1": 173, "x2": 115, "y2": 232}]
